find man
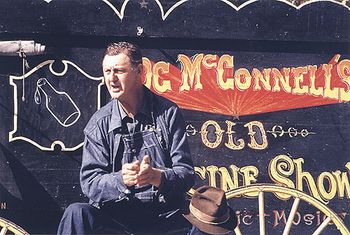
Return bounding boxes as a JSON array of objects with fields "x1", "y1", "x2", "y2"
[{"x1": 57, "y1": 42, "x2": 194, "y2": 234}]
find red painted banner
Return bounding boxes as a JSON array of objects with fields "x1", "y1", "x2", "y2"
[{"x1": 143, "y1": 54, "x2": 350, "y2": 116}]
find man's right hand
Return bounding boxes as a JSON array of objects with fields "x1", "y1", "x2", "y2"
[{"x1": 121, "y1": 160, "x2": 140, "y2": 187}]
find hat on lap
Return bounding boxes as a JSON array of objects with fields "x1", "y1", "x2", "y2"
[{"x1": 182, "y1": 186, "x2": 238, "y2": 235}]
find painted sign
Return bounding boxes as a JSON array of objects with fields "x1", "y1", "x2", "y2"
[
  {"x1": 140, "y1": 50, "x2": 350, "y2": 233},
  {"x1": 9, "y1": 60, "x2": 103, "y2": 151},
  {"x1": 0, "y1": 0, "x2": 349, "y2": 234}
]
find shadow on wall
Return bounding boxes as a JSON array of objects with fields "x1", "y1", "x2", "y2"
[{"x1": 0, "y1": 143, "x2": 62, "y2": 234}]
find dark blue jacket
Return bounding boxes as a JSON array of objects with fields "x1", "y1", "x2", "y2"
[{"x1": 80, "y1": 88, "x2": 194, "y2": 207}]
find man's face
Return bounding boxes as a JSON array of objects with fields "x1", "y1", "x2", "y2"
[{"x1": 102, "y1": 53, "x2": 141, "y2": 101}]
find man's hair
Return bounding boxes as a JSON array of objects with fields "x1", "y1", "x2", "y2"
[{"x1": 103, "y1": 42, "x2": 142, "y2": 67}]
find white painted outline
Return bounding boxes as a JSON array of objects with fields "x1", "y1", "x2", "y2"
[
  {"x1": 102, "y1": 0, "x2": 349, "y2": 20},
  {"x1": 43, "y1": 0, "x2": 350, "y2": 22},
  {"x1": 9, "y1": 60, "x2": 104, "y2": 152},
  {"x1": 219, "y1": 0, "x2": 259, "y2": 11},
  {"x1": 276, "y1": 0, "x2": 350, "y2": 10},
  {"x1": 34, "y1": 77, "x2": 81, "y2": 127},
  {"x1": 101, "y1": 0, "x2": 130, "y2": 20},
  {"x1": 154, "y1": 0, "x2": 189, "y2": 20}
]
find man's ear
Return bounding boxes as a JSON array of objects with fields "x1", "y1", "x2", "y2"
[{"x1": 137, "y1": 63, "x2": 143, "y2": 74}]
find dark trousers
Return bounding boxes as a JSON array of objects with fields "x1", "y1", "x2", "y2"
[{"x1": 57, "y1": 200, "x2": 192, "y2": 235}]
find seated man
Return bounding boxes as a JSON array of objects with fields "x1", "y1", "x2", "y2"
[{"x1": 57, "y1": 42, "x2": 194, "y2": 234}]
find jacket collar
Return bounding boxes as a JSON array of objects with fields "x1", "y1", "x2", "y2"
[
  {"x1": 108, "y1": 86, "x2": 153, "y2": 133},
  {"x1": 137, "y1": 87, "x2": 153, "y2": 119},
  {"x1": 108, "y1": 99, "x2": 122, "y2": 133}
]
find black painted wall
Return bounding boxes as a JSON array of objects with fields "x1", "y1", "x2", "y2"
[{"x1": 0, "y1": 0, "x2": 349, "y2": 234}]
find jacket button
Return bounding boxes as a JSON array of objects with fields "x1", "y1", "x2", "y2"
[{"x1": 132, "y1": 149, "x2": 136, "y2": 153}]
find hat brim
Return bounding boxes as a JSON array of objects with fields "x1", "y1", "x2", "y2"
[{"x1": 181, "y1": 200, "x2": 238, "y2": 235}]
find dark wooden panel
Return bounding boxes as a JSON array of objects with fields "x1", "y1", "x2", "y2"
[
  {"x1": 0, "y1": 1, "x2": 349, "y2": 234},
  {"x1": 0, "y1": 0, "x2": 349, "y2": 42}
]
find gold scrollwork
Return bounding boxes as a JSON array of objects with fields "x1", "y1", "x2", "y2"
[{"x1": 268, "y1": 125, "x2": 315, "y2": 138}]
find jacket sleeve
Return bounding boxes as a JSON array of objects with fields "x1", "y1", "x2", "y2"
[
  {"x1": 157, "y1": 105, "x2": 195, "y2": 197},
  {"x1": 80, "y1": 131, "x2": 128, "y2": 205}
]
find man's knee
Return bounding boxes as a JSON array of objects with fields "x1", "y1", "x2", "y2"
[
  {"x1": 58, "y1": 203, "x2": 99, "y2": 234},
  {"x1": 63, "y1": 203, "x2": 96, "y2": 218}
]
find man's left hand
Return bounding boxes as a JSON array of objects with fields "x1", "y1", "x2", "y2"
[{"x1": 136, "y1": 155, "x2": 162, "y2": 187}]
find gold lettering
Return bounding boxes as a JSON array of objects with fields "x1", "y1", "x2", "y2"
[
  {"x1": 240, "y1": 166, "x2": 259, "y2": 197},
  {"x1": 194, "y1": 166, "x2": 206, "y2": 180},
  {"x1": 294, "y1": 158, "x2": 325, "y2": 203},
  {"x1": 337, "y1": 59, "x2": 350, "y2": 101},
  {"x1": 332, "y1": 162, "x2": 350, "y2": 199},
  {"x1": 271, "y1": 68, "x2": 292, "y2": 93},
  {"x1": 202, "y1": 54, "x2": 217, "y2": 69},
  {"x1": 268, "y1": 155, "x2": 295, "y2": 200},
  {"x1": 235, "y1": 68, "x2": 251, "y2": 91},
  {"x1": 225, "y1": 120, "x2": 245, "y2": 150},
  {"x1": 152, "y1": 61, "x2": 172, "y2": 93},
  {"x1": 322, "y1": 64, "x2": 339, "y2": 99},
  {"x1": 178, "y1": 54, "x2": 203, "y2": 91},
  {"x1": 317, "y1": 172, "x2": 337, "y2": 201},
  {"x1": 142, "y1": 57, "x2": 152, "y2": 88},
  {"x1": 308, "y1": 65, "x2": 323, "y2": 97},
  {"x1": 218, "y1": 165, "x2": 239, "y2": 191},
  {"x1": 244, "y1": 121, "x2": 268, "y2": 150},
  {"x1": 207, "y1": 165, "x2": 219, "y2": 188},
  {"x1": 291, "y1": 66, "x2": 308, "y2": 95},
  {"x1": 252, "y1": 68, "x2": 272, "y2": 91},
  {"x1": 201, "y1": 120, "x2": 224, "y2": 149},
  {"x1": 217, "y1": 55, "x2": 234, "y2": 90}
]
